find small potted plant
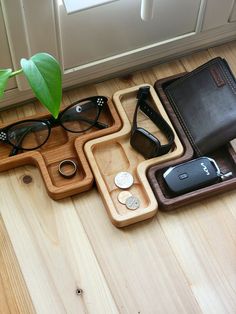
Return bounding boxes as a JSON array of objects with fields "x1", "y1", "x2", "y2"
[{"x1": 0, "y1": 52, "x2": 62, "y2": 118}]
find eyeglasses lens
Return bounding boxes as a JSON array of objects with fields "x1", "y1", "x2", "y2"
[
  {"x1": 7, "y1": 121, "x2": 50, "y2": 150},
  {"x1": 60, "y1": 100, "x2": 99, "y2": 132}
]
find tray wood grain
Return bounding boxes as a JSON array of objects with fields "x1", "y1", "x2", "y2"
[
  {"x1": 0, "y1": 98, "x2": 122, "y2": 199},
  {"x1": 148, "y1": 74, "x2": 236, "y2": 210},
  {"x1": 84, "y1": 84, "x2": 184, "y2": 227}
]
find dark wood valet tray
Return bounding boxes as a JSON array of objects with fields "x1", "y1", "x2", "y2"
[{"x1": 147, "y1": 74, "x2": 236, "y2": 211}]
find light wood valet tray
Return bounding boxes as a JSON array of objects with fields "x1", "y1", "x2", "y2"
[
  {"x1": 0, "y1": 98, "x2": 122, "y2": 200},
  {"x1": 84, "y1": 84, "x2": 184, "y2": 227}
]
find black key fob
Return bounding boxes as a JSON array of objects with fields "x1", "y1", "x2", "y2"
[{"x1": 163, "y1": 157, "x2": 221, "y2": 195}]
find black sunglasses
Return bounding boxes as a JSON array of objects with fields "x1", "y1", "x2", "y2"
[{"x1": 0, "y1": 96, "x2": 109, "y2": 156}]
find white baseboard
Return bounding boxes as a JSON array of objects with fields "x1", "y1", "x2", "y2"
[{"x1": 1, "y1": 22, "x2": 236, "y2": 110}]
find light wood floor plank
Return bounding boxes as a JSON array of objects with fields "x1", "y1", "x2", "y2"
[
  {"x1": 208, "y1": 41, "x2": 236, "y2": 73},
  {"x1": 158, "y1": 199, "x2": 236, "y2": 314},
  {"x1": 0, "y1": 166, "x2": 118, "y2": 314},
  {"x1": 0, "y1": 216, "x2": 35, "y2": 314},
  {"x1": 73, "y1": 189, "x2": 201, "y2": 314},
  {"x1": 180, "y1": 50, "x2": 212, "y2": 71}
]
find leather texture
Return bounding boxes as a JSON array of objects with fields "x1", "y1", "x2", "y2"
[{"x1": 164, "y1": 57, "x2": 236, "y2": 155}]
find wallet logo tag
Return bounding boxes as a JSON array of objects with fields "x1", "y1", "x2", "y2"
[
  {"x1": 210, "y1": 66, "x2": 225, "y2": 87},
  {"x1": 201, "y1": 162, "x2": 210, "y2": 175}
]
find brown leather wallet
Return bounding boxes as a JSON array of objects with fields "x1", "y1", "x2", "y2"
[{"x1": 164, "y1": 57, "x2": 236, "y2": 155}]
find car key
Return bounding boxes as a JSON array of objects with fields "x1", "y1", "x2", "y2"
[{"x1": 163, "y1": 157, "x2": 232, "y2": 195}]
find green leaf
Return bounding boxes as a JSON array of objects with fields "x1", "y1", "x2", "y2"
[
  {"x1": 21, "y1": 53, "x2": 62, "y2": 118},
  {"x1": 0, "y1": 69, "x2": 12, "y2": 98}
]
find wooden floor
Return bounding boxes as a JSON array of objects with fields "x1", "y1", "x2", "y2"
[{"x1": 0, "y1": 41, "x2": 236, "y2": 314}]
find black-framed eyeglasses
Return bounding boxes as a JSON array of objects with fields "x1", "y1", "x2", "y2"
[{"x1": 0, "y1": 96, "x2": 109, "y2": 156}]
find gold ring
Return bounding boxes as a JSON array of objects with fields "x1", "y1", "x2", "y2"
[{"x1": 58, "y1": 159, "x2": 77, "y2": 179}]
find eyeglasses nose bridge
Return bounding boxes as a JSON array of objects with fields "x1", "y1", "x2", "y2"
[{"x1": 47, "y1": 117, "x2": 59, "y2": 127}]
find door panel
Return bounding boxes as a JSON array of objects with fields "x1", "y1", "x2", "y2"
[
  {"x1": 58, "y1": 0, "x2": 201, "y2": 70},
  {"x1": 202, "y1": 0, "x2": 235, "y2": 30},
  {"x1": 229, "y1": 1, "x2": 236, "y2": 22}
]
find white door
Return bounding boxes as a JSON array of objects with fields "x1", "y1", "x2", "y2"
[
  {"x1": 0, "y1": 3, "x2": 16, "y2": 91},
  {"x1": 58, "y1": 0, "x2": 202, "y2": 70}
]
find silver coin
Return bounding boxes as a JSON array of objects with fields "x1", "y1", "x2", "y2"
[
  {"x1": 125, "y1": 195, "x2": 140, "y2": 210},
  {"x1": 114, "y1": 172, "x2": 134, "y2": 189},
  {"x1": 117, "y1": 191, "x2": 132, "y2": 204}
]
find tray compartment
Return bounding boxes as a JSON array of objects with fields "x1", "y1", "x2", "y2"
[
  {"x1": 85, "y1": 84, "x2": 184, "y2": 227},
  {"x1": 92, "y1": 139, "x2": 131, "y2": 175},
  {"x1": 92, "y1": 135, "x2": 148, "y2": 216},
  {"x1": 149, "y1": 144, "x2": 236, "y2": 210}
]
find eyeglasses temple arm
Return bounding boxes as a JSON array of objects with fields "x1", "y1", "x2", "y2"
[
  {"x1": 63, "y1": 115, "x2": 108, "y2": 129},
  {"x1": 0, "y1": 127, "x2": 21, "y2": 156},
  {"x1": 78, "y1": 116, "x2": 109, "y2": 128},
  {"x1": 9, "y1": 146, "x2": 21, "y2": 156},
  {"x1": 9, "y1": 127, "x2": 33, "y2": 156},
  {"x1": 93, "y1": 120, "x2": 108, "y2": 129}
]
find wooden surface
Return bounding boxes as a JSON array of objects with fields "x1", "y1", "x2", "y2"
[
  {"x1": 85, "y1": 84, "x2": 184, "y2": 227},
  {"x1": 0, "y1": 41, "x2": 236, "y2": 313}
]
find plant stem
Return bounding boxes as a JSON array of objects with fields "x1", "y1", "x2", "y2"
[{"x1": 10, "y1": 69, "x2": 23, "y2": 77}]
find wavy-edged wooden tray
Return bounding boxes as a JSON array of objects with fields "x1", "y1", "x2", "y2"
[
  {"x1": 84, "y1": 84, "x2": 184, "y2": 227},
  {"x1": 0, "y1": 98, "x2": 122, "y2": 200}
]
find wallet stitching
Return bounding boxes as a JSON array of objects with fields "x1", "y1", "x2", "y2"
[
  {"x1": 164, "y1": 59, "x2": 220, "y2": 90},
  {"x1": 217, "y1": 63, "x2": 236, "y2": 94},
  {"x1": 165, "y1": 59, "x2": 236, "y2": 93}
]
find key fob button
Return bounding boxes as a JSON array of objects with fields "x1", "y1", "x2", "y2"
[{"x1": 178, "y1": 173, "x2": 188, "y2": 180}]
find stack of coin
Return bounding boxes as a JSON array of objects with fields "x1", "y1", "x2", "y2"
[
  {"x1": 117, "y1": 191, "x2": 132, "y2": 204},
  {"x1": 114, "y1": 171, "x2": 140, "y2": 210}
]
